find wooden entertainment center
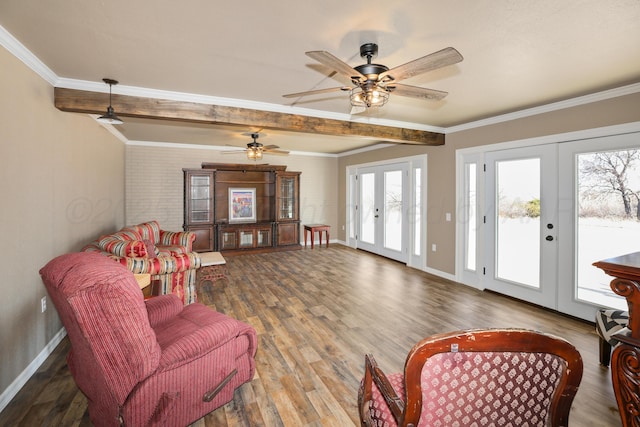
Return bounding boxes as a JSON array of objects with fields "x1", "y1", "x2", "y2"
[{"x1": 183, "y1": 163, "x2": 301, "y2": 254}]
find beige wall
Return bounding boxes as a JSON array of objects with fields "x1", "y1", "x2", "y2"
[
  {"x1": 0, "y1": 46, "x2": 125, "y2": 396},
  {"x1": 338, "y1": 92, "x2": 640, "y2": 275},
  {"x1": 125, "y1": 145, "x2": 338, "y2": 236}
]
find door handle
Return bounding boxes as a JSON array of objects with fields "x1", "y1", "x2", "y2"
[
  {"x1": 374, "y1": 215, "x2": 379, "y2": 218},
  {"x1": 545, "y1": 235, "x2": 554, "y2": 241}
]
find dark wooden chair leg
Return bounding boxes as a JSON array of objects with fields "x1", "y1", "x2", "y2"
[{"x1": 599, "y1": 336, "x2": 612, "y2": 366}]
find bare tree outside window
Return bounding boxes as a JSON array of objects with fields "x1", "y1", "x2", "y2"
[
  {"x1": 579, "y1": 150, "x2": 640, "y2": 220},
  {"x1": 577, "y1": 148, "x2": 640, "y2": 309}
]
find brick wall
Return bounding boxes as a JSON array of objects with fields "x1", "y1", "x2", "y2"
[{"x1": 125, "y1": 143, "x2": 338, "y2": 235}]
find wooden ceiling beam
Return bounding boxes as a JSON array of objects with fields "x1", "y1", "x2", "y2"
[{"x1": 54, "y1": 87, "x2": 444, "y2": 145}]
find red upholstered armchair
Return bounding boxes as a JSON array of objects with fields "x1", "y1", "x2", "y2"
[
  {"x1": 358, "y1": 329, "x2": 583, "y2": 427},
  {"x1": 40, "y1": 252, "x2": 257, "y2": 427}
]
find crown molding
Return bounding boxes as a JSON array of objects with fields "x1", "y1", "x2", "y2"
[
  {"x1": 457, "y1": 121, "x2": 640, "y2": 155},
  {"x1": 0, "y1": 24, "x2": 57, "y2": 85},
  {"x1": 337, "y1": 143, "x2": 396, "y2": 157},
  {"x1": 125, "y1": 139, "x2": 395, "y2": 158},
  {"x1": 126, "y1": 140, "x2": 340, "y2": 157},
  {"x1": 446, "y1": 82, "x2": 640, "y2": 133}
]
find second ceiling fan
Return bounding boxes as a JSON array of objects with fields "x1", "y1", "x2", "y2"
[
  {"x1": 284, "y1": 43, "x2": 463, "y2": 108},
  {"x1": 224, "y1": 133, "x2": 289, "y2": 160}
]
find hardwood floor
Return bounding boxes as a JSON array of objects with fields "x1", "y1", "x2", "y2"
[{"x1": 0, "y1": 245, "x2": 622, "y2": 426}]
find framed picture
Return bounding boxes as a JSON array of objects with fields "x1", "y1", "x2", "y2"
[{"x1": 229, "y1": 188, "x2": 256, "y2": 223}]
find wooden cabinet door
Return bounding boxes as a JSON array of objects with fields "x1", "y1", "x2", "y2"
[
  {"x1": 276, "y1": 172, "x2": 300, "y2": 221},
  {"x1": 277, "y1": 222, "x2": 299, "y2": 246},
  {"x1": 187, "y1": 225, "x2": 214, "y2": 252},
  {"x1": 184, "y1": 170, "x2": 214, "y2": 224}
]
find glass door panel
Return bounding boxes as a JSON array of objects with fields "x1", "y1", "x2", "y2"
[
  {"x1": 239, "y1": 231, "x2": 254, "y2": 248},
  {"x1": 384, "y1": 170, "x2": 403, "y2": 252},
  {"x1": 485, "y1": 145, "x2": 557, "y2": 309},
  {"x1": 278, "y1": 177, "x2": 295, "y2": 220},
  {"x1": 413, "y1": 167, "x2": 422, "y2": 257},
  {"x1": 495, "y1": 158, "x2": 541, "y2": 287},
  {"x1": 360, "y1": 172, "x2": 376, "y2": 246},
  {"x1": 465, "y1": 162, "x2": 477, "y2": 271},
  {"x1": 575, "y1": 149, "x2": 640, "y2": 309},
  {"x1": 189, "y1": 174, "x2": 212, "y2": 223},
  {"x1": 257, "y1": 229, "x2": 271, "y2": 247}
]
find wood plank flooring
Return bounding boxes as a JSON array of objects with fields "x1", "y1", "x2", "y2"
[{"x1": 0, "y1": 245, "x2": 622, "y2": 426}]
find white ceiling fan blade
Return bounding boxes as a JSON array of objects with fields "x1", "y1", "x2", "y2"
[
  {"x1": 379, "y1": 47, "x2": 463, "y2": 82},
  {"x1": 306, "y1": 50, "x2": 366, "y2": 81},
  {"x1": 264, "y1": 149, "x2": 289, "y2": 156},
  {"x1": 283, "y1": 86, "x2": 350, "y2": 99},
  {"x1": 388, "y1": 83, "x2": 448, "y2": 100},
  {"x1": 350, "y1": 105, "x2": 367, "y2": 115}
]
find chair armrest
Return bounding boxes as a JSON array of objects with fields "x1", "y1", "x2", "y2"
[
  {"x1": 145, "y1": 294, "x2": 183, "y2": 327},
  {"x1": 155, "y1": 306, "x2": 257, "y2": 370},
  {"x1": 363, "y1": 354, "x2": 404, "y2": 422}
]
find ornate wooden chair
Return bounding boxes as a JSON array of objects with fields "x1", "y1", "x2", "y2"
[{"x1": 358, "y1": 329, "x2": 583, "y2": 427}]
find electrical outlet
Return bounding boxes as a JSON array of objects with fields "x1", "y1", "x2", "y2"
[
  {"x1": 431, "y1": 244, "x2": 437, "y2": 252},
  {"x1": 41, "y1": 296, "x2": 47, "y2": 313}
]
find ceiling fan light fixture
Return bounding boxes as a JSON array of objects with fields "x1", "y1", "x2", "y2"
[
  {"x1": 350, "y1": 86, "x2": 389, "y2": 108},
  {"x1": 246, "y1": 148, "x2": 263, "y2": 160},
  {"x1": 96, "y1": 78, "x2": 123, "y2": 125}
]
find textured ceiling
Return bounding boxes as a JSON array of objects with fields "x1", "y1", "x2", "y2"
[{"x1": 1, "y1": 0, "x2": 639, "y2": 154}]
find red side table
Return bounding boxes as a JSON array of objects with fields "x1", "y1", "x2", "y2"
[{"x1": 304, "y1": 224, "x2": 330, "y2": 249}]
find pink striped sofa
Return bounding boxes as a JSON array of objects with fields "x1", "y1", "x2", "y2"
[
  {"x1": 40, "y1": 252, "x2": 257, "y2": 426},
  {"x1": 83, "y1": 220, "x2": 200, "y2": 304}
]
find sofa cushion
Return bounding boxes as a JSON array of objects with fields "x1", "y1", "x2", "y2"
[
  {"x1": 159, "y1": 230, "x2": 195, "y2": 249},
  {"x1": 98, "y1": 236, "x2": 148, "y2": 258},
  {"x1": 123, "y1": 220, "x2": 161, "y2": 243},
  {"x1": 116, "y1": 229, "x2": 144, "y2": 241}
]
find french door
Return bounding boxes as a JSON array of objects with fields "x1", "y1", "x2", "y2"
[
  {"x1": 484, "y1": 144, "x2": 558, "y2": 309},
  {"x1": 356, "y1": 163, "x2": 408, "y2": 263},
  {"x1": 459, "y1": 127, "x2": 640, "y2": 320}
]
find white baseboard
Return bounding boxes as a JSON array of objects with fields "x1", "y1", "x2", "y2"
[
  {"x1": 0, "y1": 328, "x2": 67, "y2": 414},
  {"x1": 422, "y1": 266, "x2": 456, "y2": 282}
]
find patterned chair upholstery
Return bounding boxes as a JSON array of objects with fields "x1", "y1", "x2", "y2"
[
  {"x1": 83, "y1": 220, "x2": 200, "y2": 304},
  {"x1": 595, "y1": 309, "x2": 630, "y2": 366},
  {"x1": 40, "y1": 252, "x2": 257, "y2": 427},
  {"x1": 358, "y1": 329, "x2": 583, "y2": 427}
]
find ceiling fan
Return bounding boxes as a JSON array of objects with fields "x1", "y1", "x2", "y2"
[
  {"x1": 283, "y1": 43, "x2": 463, "y2": 109},
  {"x1": 223, "y1": 133, "x2": 289, "y2": 160}
]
